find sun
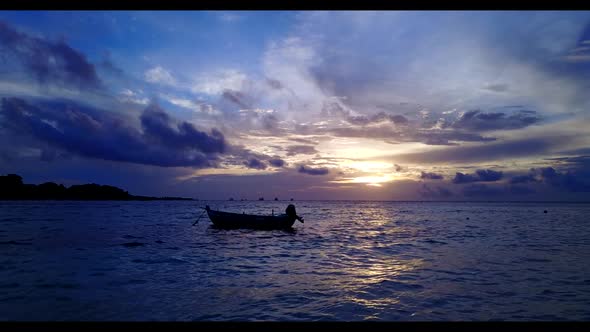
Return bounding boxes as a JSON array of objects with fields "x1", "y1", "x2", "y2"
[{"x1": 347, "y1": 161, "x2": 394, "y2": 173}]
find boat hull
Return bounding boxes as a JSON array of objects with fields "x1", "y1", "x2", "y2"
[{"x1": 206, "y1": 209, "x2": 296, "y2": 230}]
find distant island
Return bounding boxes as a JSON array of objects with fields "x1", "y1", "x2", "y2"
[{"x1": 0, "y1": 174, "x2": 194, "y2": 201}]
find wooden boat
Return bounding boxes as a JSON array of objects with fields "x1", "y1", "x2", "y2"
[{"x1": 204, "y1": 204, "x2": 304, "y2": 230}]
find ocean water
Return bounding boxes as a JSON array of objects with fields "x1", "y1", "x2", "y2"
[{"x1": 1, "y1": 200, "x2": 590, "y2": 321}]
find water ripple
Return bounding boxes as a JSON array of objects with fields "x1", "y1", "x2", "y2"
[{"x1": 0, "y1": 200, "x2": 589, "y2": 321}]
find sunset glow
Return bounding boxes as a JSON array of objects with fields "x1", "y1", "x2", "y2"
[{"x1": 1, "y1": 11, "x2": 589, "y2": 200}]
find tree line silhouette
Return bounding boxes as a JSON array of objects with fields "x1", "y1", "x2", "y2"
[{"x1": 0, "y1": 174, "x2": 193, "y2": 201}]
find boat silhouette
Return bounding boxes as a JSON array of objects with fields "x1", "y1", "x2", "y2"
[{"x1": 199, "y1": 204, "x2": 304, "y2": 230}]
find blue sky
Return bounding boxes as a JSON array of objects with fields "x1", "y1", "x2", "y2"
[{"x1": 1, "y1": 11, "x2": 590, "y2": 200}]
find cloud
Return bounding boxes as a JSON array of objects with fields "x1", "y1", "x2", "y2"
[
  {"x1": 298, "y1": 165, "x2": 329, "y2": 176},
  {"x1": 319, "y1": 99, "x2": 409, "y2": 127},
  {"x1": 243, "y1": 158, "x2": 267, "y2": 170},
  {"x1": 328, "y1": 126, "x2": 496, "y2": 146},
  {"x1": 266, "y1": 78, "x2": 283, "y2": 90},
  {"x1": 286, "y1": 145, "x2": 318, "y2": 156},
  {"x1": 268, "y1": 158, "x2": 286, "y2": 167},
  {"x1": 99, "y1": 58, "x2": 125, "y2": 78},
  {"x1": 449, "y1": 109, "x2": 541, "y2": 131},
  {"x1": 191, "y1": 69, "x2": 247, "y2": 95},
  {"x1": 411, "y1": 130, "x2": 497, "y2": 146},
  {"x1": 506, "y1": 163, "x2": 590, "y2": 193},
  {"x1": 482, "y1": 83, "x2": 509, "y2": 93},
  {"x1": 420, "y1": 171, "x2": 444, "y2": 180},
  {"x1": 140, "y1": 104, "x2": 226, "y2": 154},
  {"x1": 144, "y1": 66, "x2": 176, "y2": 86},
  {"x1": 510, "y1": 174, "x2": 539, "y2": 184},
  {"x1": 0, "y1": 21, "x2": 101, "y2": 90},
  {"x1": 420, "y1": 184, "x2": 453, "y2": 198},
  {"x1": 462, "y1": 184, "x2": 504, "y2": 197},
  {"x1": 164, "y1": 96, "x2": 221, "y2": 115},
  {"x1": 119, "y1": 89, "x2": 149, "y2": 105},
  {"x1": 563, "y1": 26, "x2": 590, "y2": 63},
  {"x1": 221, "y1": 89, "x2": 252, "y2": 109},
  {"x1": 236, "y1": 108, "x2": 279, "y2": 132},
  {"x1": 475, "y1": 169, "x2": 503, "y2": 181},
  {"x1": 346, "y1": 112, "x2": 408, "y2": 126},
  {"x1": 299, "y1": 12, "x2": 590, "y2": 115},
  {"x1": 1, "y1": 97, "x2": 226, "y2": 168},
  {"x1": 395, "y1": 136, "x2": 571, "y2": 164},
  {"x1": 453, "y1": 169, "x2": 503, "y2": 184},
  {"x1": 558, "y1": 147, "x2": 590, "y2": 156},
  {"x1": 531, "y1": 166, "x2": 590, "y2": 192},
  {"x1": 288, "y1": 137, "x2": 318, "y2": 145}
]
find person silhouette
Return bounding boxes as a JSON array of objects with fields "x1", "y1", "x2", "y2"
[{"x1": 285, "y1": 204, "x2": 304, "y2": 223}]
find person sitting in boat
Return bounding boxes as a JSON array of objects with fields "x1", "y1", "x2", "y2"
[{"x1": 285, "y1": 204, "x2": 304, "y2": 223}]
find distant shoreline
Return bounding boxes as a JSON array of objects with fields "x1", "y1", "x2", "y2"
[
  {"x1": 0, "y1": 174, "x2": 194, "y2": 201},
  {"x1": 2, "y1": 200, "x2": 588, "y2": 204},
  {"x1": 3, "y1": 173, "x2": 590, "y2": 203},
  {"x1": 0, "y1": 197, "x2": 195, "y2": 201}
]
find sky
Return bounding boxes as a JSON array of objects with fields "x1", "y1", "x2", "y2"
[{"x1": 1, "y1": 11, "x2": 590, "y2": 201}]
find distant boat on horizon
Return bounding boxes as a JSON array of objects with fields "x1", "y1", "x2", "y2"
[{"x1": 259, "y1": 197, "x2": 264, "y2": 201}]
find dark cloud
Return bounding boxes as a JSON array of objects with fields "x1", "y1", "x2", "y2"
[
  {"x1": 298, "y1": 165, "x2": 329, "y2": 176},
  {"x1": 482, "y1": 84, "x2": 509, "y2": 92},
  {"x1": 475, "y1": 169, "x2": 503, "y2": 181},
  {"x1": 510, "y1": 174, "x2": 539, "y2": 184},
  {"x1": 453, "y1": 169, "x2": 503, "y2": 184},
  {"x1": 531, "y1": 166, "x2": 590, "y2": 192},
  {"x1": 506, "y1": 164, "x2": 590, "y2": 193},
  {"x1": 221, "y1": 145, "x2": 282, "y2": 170},
  {"x1": 556, "y1": 147, "x2": 590, "y2": 156},
  {"x1": 1, "y1": 98, "x2": 225, "y2": 168},
  {"x1": 449, "y1": 109, "x2": 541, "y2": 131},
  {"x1": 320, "y1": 99, "x2": 408, "y2": 127},
  {"x1": 411, "y1": 130, "x2": 497, "y2": 146},
  {"x1": 547, "y1": 155, "x2": 590, "y2": 165},
  {"x1": 329, "y1": 126, "x2": 496, "y2": 146},
  {"x1": 236, "y1": 109, "x2": 280, "y2": 132},
  {"x1": 462, "y1": 184, "x2": 504, "y2": 197},
  {"x1": 266, "y1": 78, "x2": 283, "y2": 90},
  {"x1": 547, "y1": 156, "x2": 590, "y2": 184},
  {"x1": 260, "y1": 113, "x2": 279, "y2": 131},
  {"x1": 288, "y1": 137, "x2": 319, "y2": 145},
  {"x1": 320, "y1": 99, "x2": 350, "y2": 118},
  {"x1": 141, "y1": 104, "x2": 226, "y2": 154},
  {"x1": 420, "y1": 184, "x2": 453, "y2": 198},
  {"x1": 286, "y1": 145, "x2": 318, "y2": 156},
  {"x1": 243, "y1": 158, "x2": 267, "y2": 170},
  {"x1": 268, "y1": 158, "x2": 286, "y2": 168},
  {"x1": 452, "y1": 173, "x2": 478, "y2": 184},
  {"x1": 98, "y1": 58, "x2": 125, "y2": 78},
  {"x1": 346, "y1": 112, "x2": 408, "y2": 126},
  {"x1": 0, "y1": 21, "x2": 101, "y2": 90},
  {"x1": 221, "y1": 89, "x2": 252, "y2": 109},
  {"x1": 395, "y1": 136, "x2": 570, "y2": 164},
  {"x1": 420, "y1": 171, "x2": 444, "y2": 180}
]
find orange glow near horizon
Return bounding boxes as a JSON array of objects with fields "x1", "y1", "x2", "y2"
[{"x1": 333, "y1": 174, "x2": 397, "y2": 187}]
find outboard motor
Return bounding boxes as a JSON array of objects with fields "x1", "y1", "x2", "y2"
[{"x1": 286, "y1": 204, "x2": 304, "y2": 223}]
